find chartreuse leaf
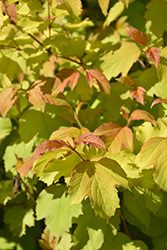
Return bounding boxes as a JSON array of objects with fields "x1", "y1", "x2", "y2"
[
  {"x1": 75, "y1": 73, "x2": 93, "y2": 101},
  {"x1": 36, "y1": 185, "x2": 82, "y2": 238},
  {"x1": 97, "y1": 42, "x2": 141, "y2": 80},
  {"x1": 60, "y1": 0, "x2": 83, "y2": 19},
  {"x1": 134, "y1": 118, "x2": 167, "y2": 146},
  {"x1": 72, "y1": 199, "x2": 120, "y2": 250},
  {"x1": 54, "y1": 232, "x2": 73, "y2": 250},
  {"x1": 98, "y1": 0, "x2": 110, "y2": 16},
  {"x1": 104, "y1": 1, "x2": 124, "y2": 26},
  {"x1": 39, "y1": 152, "x2": 81, "y2": 185},
  {"x1": 138, "y1": 137, "x2": 167, "y2": 192},
  {"x1": 158, "y1": 46, "x2": 167, "y2": 85},
  {"x1": 69, "y1": 157, "x2": 129, "y2": 221},
  {"x1": 145, "y1": 0, "x2": 167, "y2": 38},
  {"x1": 0, "y1": 117, "x2": 12, "y2": 143},
  {"x1": 3, "y1": 136, "x2": 36, "y2": 173},
  {"x1": 4, "y1": 206, "x2": 34, "y2": 237}
]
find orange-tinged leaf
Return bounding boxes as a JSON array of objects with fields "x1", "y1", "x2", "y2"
[
  {"x1": 116, "y1": 75, "x2": 135, "y2": 87},
  {"x1": 146, "y1": 47, "x2": 161, "y2": 69},
  {"x1": 43, "y1": 94, "x2": 71, "y2": 109},
  {"x1": 18, "y1": 155, "x2": 41, "y2": 177},
  {"x1": 126, "y1": 27, "x2": 149, "y2": 46},
  {"x1": 97, "y1": 0, "x2": 110, "y2": 16},
  {"x1": 34, "y1": 140, "x2": 69, "y2": 156},
  {"x1": 120, "y1": 0, "x2": 130, "y2": 8},
  {"x1": 128, "y1": 110, "x2": 157, "y2": 126},
  {"x1": 131, "y1": 86, "x2": 146, "y2": 105},
  {"x1": 56, "y1": 69, "x2": 80, "y2": 92},
  {"x1": 38, "y1": 227, "x2": 57, "y2": 250},
  {"x1": 151, "y1": 98, "x2": 167, "y2": 108},
  {"x1": 0, "y1": 86, "x2": 19, "y2": 118},
  {"x1": 27, "y1": 87, "x2": 45, "y2": 112},
  {"x1": 50, "y1": 127, "x2": 89, "y2": 140},
  {"x1": 76, "y1": 132, "x2": 107, "y2": 150},
  {"x1": 94, "y1": 123, "x2": 133, "y2": 154},
  {"x1": 69, "y1": 157, "x2": 129, "y2": 220},
  {"x1": 86, "y1": 69, "x2": 111, "y2": 95}
]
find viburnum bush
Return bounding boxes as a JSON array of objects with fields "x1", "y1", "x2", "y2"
[{"x1": 1, "y1": 0, "x2": 167, "y2": 249}]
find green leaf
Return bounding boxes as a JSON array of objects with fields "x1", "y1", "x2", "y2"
[
  {"x1": 158, "y1": 46, "x2": 167, "y2": 84},
  {"x1": 60, "y1": 0, "x2": 83, "y2": 19},
  {"x1": 145, "y1": 0, "x2": 167, "y2": 38},
  {"x1": 107, "y1": 232, "x2": 149, "y2": 250},
  {"x1": 138, "y1": 137, "x2": 167, "y2": 192},
  {"x1": 123, "y1": 188, "x2": 151, "y2": 230},
  {"x1": 54, "y1": 232, "x2": 73, "y2": 250},
  {"x1": 82, "y1": 228, "x2": 104, "y2": 250},
  {"x1": 19, "y1": 105, "x2": 70, "y2": 143},
  {"x1": 104, "y1": 1, "x2": 124, "y2": 26},
  {"x1": 152, "y1": 231, "x2": 167, "y2": 250},
  {"x1": 69, "y1": 157, "x2": 129, "y2": 221},
  {"x1": 0, "y1": 117, "x2": 12, "y2": 143},
  {"x1": 98, "y1": 42, "x2": 141, "y2": 80},
  {"x1": 39, "y1": 152, "x2": 81, "y2": 185},
  {"x1": 4, "y1": 206, "x2": 34, "y2": 237},
  {"x1": 0, "y1": 180, "x2": 15, "y2": 204},
  {"x1": 36, "y1": 185, "x2": 82, "y2": 238},
  {"x1": 98, "y1": 0, "x2": 110, "y2": 16},
  {"x1": 72, "y1": 199, "x2": 120, "y2": 250}
]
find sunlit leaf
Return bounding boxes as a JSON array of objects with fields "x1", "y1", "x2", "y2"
[
  {"x1": 151, "y1": 97, "x2": 167, "y2": 108},
  {"x1": 85, "y1": 69, "x2": 111, "y2": 95},
  {"x1": 98, "y1": 0, "x2": 110, "y2": 16},
  {"x1": 128, "y1": 110, "x2": 157, "y2": 126},
  {"x1": 60, "y1": 0, "x2": 82, "y2": 19},
  {"x1": 98, "y1": 42, "x2": 141, "y2": 80},
  {"x1": 146, "y1": 47, "x2": 161, "y2": 69},
  {"x1": 76, "y1": 132, "x2": 107, "y2": 150},
  {"x1": 0, "y1": 86, "x2": 19, "y2": 118},
  {"x1": 69, "y1": 158, "x2": 129, "y2": 221},
  {"x1": 103, "y1": 1, "x2": 124, "y2": 25},
  {"x1": 126, "y1": 27, "x2": 149, "y2": 46}
]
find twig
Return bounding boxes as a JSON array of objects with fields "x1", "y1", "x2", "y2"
[
  {"x1": 27, "y1": 33, "x2": 44, "y2": 48},
  {"x1": 72, "y1": 148, "x2": 85, "y2": 161},
  {"x1": 47, "y1": 0, "x2": 51, "y2": 37},
  {"x1": 121, "y1": 209, "x2": 132, "y2": 240}
]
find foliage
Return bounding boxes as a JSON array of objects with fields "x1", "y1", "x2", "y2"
[{"x1": 0, "y1": 0, "x2": 167, "y2": 249}]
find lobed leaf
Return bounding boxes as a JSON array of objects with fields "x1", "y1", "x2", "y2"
[
  {"x1": 60, "y1": 0, "x2": 83, "y2": 19},
  {"x1": 131, "y1": 86, "x2": 146, "y2": 105},
  {"x1": 69, "y1": 158, "x2": 129, "y2": 221},
  {"x1": 151, "y1": 97, "x2": 167, "y2": 108}
]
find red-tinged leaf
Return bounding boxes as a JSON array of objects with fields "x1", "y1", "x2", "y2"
[
  {"x1": 126, "y1": 27, "x2": 149, "y2": 46},
  {"x1": 56, "y1": 69, "x2": 80, "y2": 92},
  {"x1": 97, "y1": 0, "x2": 110, "y2": 16},
  {"x1": 146, "y1": 47, "x2": 161, "y2": 69},
  {"x1": 116, "y1": 75, "x2": 135, "y2": 87},
  {"x1": 76, "y1": 132, "x2": 107, "y2": 150},
  {"x1": 43, "y1": 94, "x2": 71, "y2": 109},
  {"x1": 151, "y1": 98, "x2": 167, "y2": 108},
  {"x1": 128, "y1": 110, "x2": 157, "y2": 126},
  {"x1": 86, "y1": 69, "x2": 111, "y2": 95},
  {"x1": 38, "y1": 227, "x2": 57, "y2": 250},
  {"x1": 0, "y1": 86, "x2": 19, "y2": 118},
  {"x1": 131, "y1": 86, "x2": 146, "y2": 105},
  {"x1": 94, "y1": 123, "x2": 133, "y2": 154},
  {"x1": 121, "y1": 107, "x2": 129, "y2": 120},
  {"x1": 85, "y1": 71, "x2": 95, "y2": 87},
  {"x1": 27, "y1": 87, "x2": 45, "y2": 112},
  {"x1": 17, "y1": 155, "x2": 41, "y2": 177},
  {"x1": 34, "y1": 140, "x2": 69, "y2": 156}
]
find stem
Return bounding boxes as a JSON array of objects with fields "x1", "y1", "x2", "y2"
[
  {"x1": 73, "y1": 148, "x2": 85, "y2": 161},
  {"x1": 61, "y1": 56, "x2": 82, "y2": 66},
  {"x1": 137, "y1": 58, "x2": 146, "y2": 69},
  {"x1": 0, "y1": 44, "x2": 20, "y2": 50},
  {"x1": 12, "y1": 39, "x2": 21, "y2": 50},
  {"x1": 47, "y1": 0, "x2": 51, "y2": 37},
  {"x1": 27, "y1": 33, "x2": 44, "y2": 48},
  {"x1": 121, "y1": 209, "x2": 132, "y2": 240},
  {"x1": 132, "y1": 228, "x2": 139, "y2": 240}
]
